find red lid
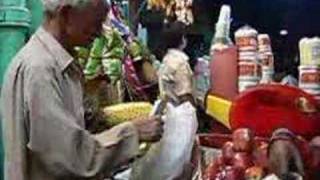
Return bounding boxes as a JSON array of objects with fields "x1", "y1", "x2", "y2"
[{"x1": 230, "y1": 84, "x2": 320, "y2": 139}]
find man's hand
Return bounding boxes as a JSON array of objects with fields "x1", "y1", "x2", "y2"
[{"x1": 132, "y1": 116, "x2": 164, "y2": 143}]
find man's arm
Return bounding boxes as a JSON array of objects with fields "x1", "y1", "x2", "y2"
[{"x1": 25, "y1": 65, "x2": 139, "y2": 178}]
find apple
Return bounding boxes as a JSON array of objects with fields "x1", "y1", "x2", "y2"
[
  {"x1": 245, "y1": 166, "x2": 264, "y2": 180},
  {"x1": 222, "y1": 141, "x2": 236, "y2": 165},
  {"x1": 233, "y1": 152, "x2": 254, "y2": 170},
  {"x1": 232, "y1": 128, "x2": 255, "y2": 152}
]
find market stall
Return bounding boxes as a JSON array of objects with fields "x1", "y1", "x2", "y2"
[
  {"x1": 196, "y1": 4, "x2": 320, "y2": 180},
  {"x1": 82, "y1": 2, "x2": 320, "y2": 179}
]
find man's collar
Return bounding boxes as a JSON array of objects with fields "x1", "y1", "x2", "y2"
[{"x1": 35, "y1": 27, "x2": 74, "y2": 72}]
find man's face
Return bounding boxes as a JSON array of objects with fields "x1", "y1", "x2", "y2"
[{"x1": 61, "y1": 0, "x2": 108, "y2": 47}]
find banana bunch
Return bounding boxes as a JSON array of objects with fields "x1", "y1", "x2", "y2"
[
  {"x1": 148, "y1": 0, "x2": 194, "y2": 25},
  {"x1": 102, "y1": 102, "x2": 153, "y2": 126},
  {"x1": 147, "y1": 0, "x2": 168, "y2": 10},
  {"x1": 163, "y1": 0, "x2": 194, "y2": 25},
  {"x1": 175, "y1": 0, "x2": 193, "y2": 25}
]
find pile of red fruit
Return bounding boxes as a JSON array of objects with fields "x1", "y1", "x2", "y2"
[
  {"x1": 203, "y1": 128, "x2": 267, "y2": 180},
  {"x1": 202, "y1": 128, "x2": 320, "y2": 180}
]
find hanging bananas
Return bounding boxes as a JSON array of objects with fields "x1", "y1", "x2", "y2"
[
  {"x1": 147, "y1": 0, "x2": 167, "y2": 10},
  {"x1": 174, "y1": 0, "x2": 193, "y2": 25},
  {"x1": 147, "y1": 0, "x2": 194, "y2": 25}
]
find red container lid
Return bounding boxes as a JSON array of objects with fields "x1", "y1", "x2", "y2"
[{"x1": 230, "y1": 84, "x2": 320, "y2": 139}]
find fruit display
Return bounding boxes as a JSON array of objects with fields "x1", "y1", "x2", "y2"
[
  {"x1": 147, "y1": 0, "x2": 167, "y2": 10},
  {"x1": 232, "y1": 128, "x2": 254, "y2": 152},
  {"x1": 147, "y1": 0, "x2": 194, "y2": 25},
  {"x1": 201, "y1": 127, "x2": 320, "y2": 180},
  {"x1": 203, "y1": 128, "x2": 268, "y2": 180},
  {"x1": 102, "y1": 102, "x2": 153, "y2": 126}
]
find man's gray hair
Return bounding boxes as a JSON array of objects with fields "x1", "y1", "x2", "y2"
[{"x1": 42, "y1": 0, "x2": 92, "y2": 12}]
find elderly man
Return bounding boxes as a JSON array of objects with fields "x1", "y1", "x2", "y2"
[{"x1": 0, "y1": 0, "x2": 163, "y2": 179}]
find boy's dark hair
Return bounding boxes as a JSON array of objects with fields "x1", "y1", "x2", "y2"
[{"x1": 162, "y1": 22, "x2": 187, "y2": 49}]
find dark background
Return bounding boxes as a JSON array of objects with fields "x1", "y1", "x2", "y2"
[{"x1": 141, "y1": 0, "x2": 320, "y2": 76}]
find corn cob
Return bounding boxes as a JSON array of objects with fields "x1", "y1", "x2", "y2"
[{"x1": 102, "y1": 102, "x2": 153, "y2": 126}]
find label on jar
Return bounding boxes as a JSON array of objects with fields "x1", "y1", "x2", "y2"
[
  {"x1": 300, "y1": 72, "x2": 320, "y2": 84},
  {"x1": 260, "y1": 53, "x2": 274, "y2": 68},
  {"x1": 239, "y1": 61, "x2": 261, "y2": 78},
  {"x1": 235, "y1": 36, "x2": 257, "y2": 51},
  {"x1": 299, "y1": 66, "x2": 320, "y2": 89}
]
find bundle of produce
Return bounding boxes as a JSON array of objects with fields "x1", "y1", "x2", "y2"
[
  {"x1": 147, "y1": 0, "x2": 167, "y2": 10},
  {"x1": 82, "y1": 28, "x2": 125, "y2": 83},
  {"x1": 127, "y1": 39, "x2": 151, "y2": 62},
  {"x1": 102, "y1": 102, "x2": 153, "y2": 126},
  {"x1": 148, "y1": 0, "x2": 193, "y2": 25},
  {"x1": 75, "y1": 46, "x2": 90, "y2": 68}
]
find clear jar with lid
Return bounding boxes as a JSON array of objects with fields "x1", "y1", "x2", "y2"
[{"x1": 235, "y1": 26, "x2": 258, "y2": 51}]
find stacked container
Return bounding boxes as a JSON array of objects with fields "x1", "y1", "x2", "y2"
[
  {"x1": 258, "y1": 34, "x2": 274, "y2": 84},
  {"x1": 235, "y1": 26, "x2": 260, "y2": 92},
  {"x1": 299, "y1": 37, "x2": 320, "y2": 100}
]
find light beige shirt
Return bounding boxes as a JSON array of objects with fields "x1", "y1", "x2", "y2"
[{"x1": 1, "y1": 27, "x2": 139, "y2": 180}]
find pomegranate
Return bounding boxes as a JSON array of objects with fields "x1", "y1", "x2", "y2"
[
  {"x1": 253, "y1": 142, "x2": 268, "y2": 168},
  {"x1": 245, "y1": 166, "x2": 264, "y2": 180},
  {"x1": 232, "y1": 128, "x2": 254, "y2": 152},
  {"x1": 233, "y1": 152, "x2": 254, "y2": 170},
  {"x1": 222, "y1": 141, "x2": 235, "y2": 165}
]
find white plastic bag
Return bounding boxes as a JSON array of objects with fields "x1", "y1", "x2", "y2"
[{"x1": 131, "y1": 101, "x2": 198, "y2": 180}]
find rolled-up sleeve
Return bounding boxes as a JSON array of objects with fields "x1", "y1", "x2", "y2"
[{"x1": 25, "y1": 65, "x2": 139, "y2": 178}]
